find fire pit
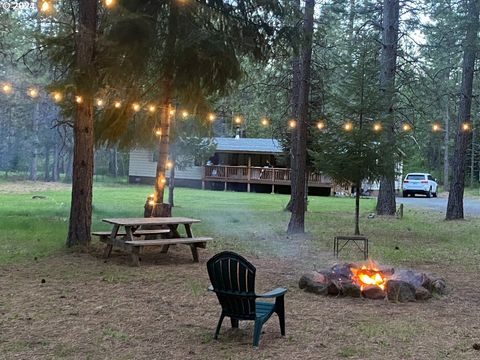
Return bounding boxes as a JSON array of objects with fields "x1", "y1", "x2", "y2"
[{"x1": 299, "y1": 260, "x2": 446, "y2": 302}]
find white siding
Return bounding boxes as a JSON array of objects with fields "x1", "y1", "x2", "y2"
[
  {"x1": 129, "y1": 149, "x2": 157, "y2": 177},
  {"x1": 129, "y1": 149, "x2": 203, "y2": 180}
]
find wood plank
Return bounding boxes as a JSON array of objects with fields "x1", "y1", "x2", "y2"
[
  {"x1": 125, "y1": 237, "x2": 213, "y2": 246},
  {"x1": 92, "y1": 229, "x2": 170, "y2": 237},
  {"x1": 134, "y1": 229, "x2": 170, "y2": 235},
  {"x1": 102, "y1": 217, "x2": 201, "y2": 226}
]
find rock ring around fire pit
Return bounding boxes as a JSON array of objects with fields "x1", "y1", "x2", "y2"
[{"x1": 299, "y1": 261, "x2": 446, "y2": 302}]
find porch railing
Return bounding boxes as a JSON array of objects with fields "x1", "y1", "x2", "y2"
[{"x1": 203, "y1": 165, "x2": 331, "y2": 186}]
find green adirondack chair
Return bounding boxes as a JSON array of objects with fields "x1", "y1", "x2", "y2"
[{"x1": 206, "y1": 251, "x2": 287, "y2": 347}]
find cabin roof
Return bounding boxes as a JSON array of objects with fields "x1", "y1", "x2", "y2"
[{"x1": 214, "y1": 137, "x2": 283, "y2": 154}]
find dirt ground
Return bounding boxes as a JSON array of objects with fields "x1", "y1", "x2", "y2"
[{"x1": 1, "y1": 242, "x2": 479, "y2": 360}]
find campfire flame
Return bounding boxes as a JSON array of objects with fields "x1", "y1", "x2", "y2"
[{"x1": 350, "y1": 259, "x2": 388, "y2": 291}]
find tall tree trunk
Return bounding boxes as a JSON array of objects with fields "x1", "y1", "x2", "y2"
[
  {"x1": 30, "y1": 102, "x2": 40, "y2": 181},
  {"x1": 348, "y1": 0, "x2": 356, "y2": 44},
  {"x1": 168, "y1": 157, "x2": 176, "y2": 207},
  {"x1": 52, "y1": 133, "x2": 60, "y2": 182},
  {"x1": 66, "y1": 0, "x2": 97, "y2": 247},
  {"x1": 355, "y1": 179, "x2": 361, "y2": 235},
  {"x1": 470, "y1": 119, "x2": 476, "y2": 187},
  {"x1": 108, "y1": 146, "x2": 118, "y2": 177},
  {"x1": 446, "y1": 0, "x2": 479, "y2": 220},
  {"x1": 154, "y1": 0, "x2": 177, "y2": 211},
  {"x1": 44, "y1": 146, "x2": 50, "y2": 181},
  {"x1": 64, "y1": 148, "x2": 73, "y2": 183},
  {"x1": 287, "y1": 0, "x2": 314, "y2": 234},
  {"x1": 376, "y1": 0, "x2": 400, "y2": 216},
  {"x1": 443, "y1": 92, "x2": 450, "y2": 191},
  {"x1": 285, "y1": 0, "x2": 301, "y2": 212}
]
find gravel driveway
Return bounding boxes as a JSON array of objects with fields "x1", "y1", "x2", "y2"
[{"x1": 396, "y1": 194, "x2": 480, "y2": 217}]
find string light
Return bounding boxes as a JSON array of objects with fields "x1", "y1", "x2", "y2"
[
  {"x1": 288, "y1": 119, "x2": 296, "y2": 129},
  {"x1": 28, "y1": 88, "x2": 39, "y2": 98},
  {"x1": 147, "y1": 193, "x2": 155, "y2": 206},
  {"x1": 432, "y1": 123, "x2": 441, "y2": 132},
  {"x1": 155, "y1": 129, "x2": 162, "y2": 136},
  {"x1": 75, "y1": 95, "x2": 83, "y2": 104},
  {"x1": 96, "y1": 99, "x2": 104, "y2": 107},
  {"x1": 104, "y1": 0, "x2": 115, "y2": 8},
  {"x1": 343, "y1": 122, "x2": 353, "y2": 131},
  {"x1": 182, "y1": 110, "x2": 189, "y2": 118},
  {"x1": 52, "y1": 92, "x2": 62, "y2": 102},
  {"x1": 462, "y1": 122, "x2": 471, "y2": 131},
  {"x1": 402, "y1": 123, "x2": 411, "y2": 132},
  {"x1": 261, "y1": 118, "x2": 269, "y2": 126},
  {"x1": 169, "y1": 109, "x2": 176, "y2": 116},
  {"x1": 316, "y1": 121, "x2": 325, "y2": 130},
  {"x1": 132, "y1": 102, "x2": 140, "y2": 112},
  {"x1": 148, "y1": 105, "x2": 156, "y2": 113},
  {"x1": 373, "y1": 123, "x2": 382, "y2": 132},
  {"x1": 234, "y1": 116, "x2": 242, "y2": 124},
  {"x1": 2, "y1": 83, "x2": 12, "y2": 94},
  {"x1": 114, "y1": 101, "x2": 121, "y2": 108},
  {"x1": 166, "y1": 161, "x2": 173, "y2": 169},
  {"x1": 39, "y1": 0, "x2": 51, "y2": 13},
  {"x1": 160, "y1": 177, "x2": 166, "y2": 184},
  {"x1": 208, "y1": 113, "x2": 216, "y2": 121}
]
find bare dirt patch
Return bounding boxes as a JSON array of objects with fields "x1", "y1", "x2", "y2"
[
  {"x1": 1, "y1": 244, "x2": 479, "y2": 360},
  {"x1": 0, "y1": 181, "x2": 70, "y2": 194}
]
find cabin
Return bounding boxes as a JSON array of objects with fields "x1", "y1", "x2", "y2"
[{"x1": 128, "y1": 137, "x2": 333, "y2": 195}]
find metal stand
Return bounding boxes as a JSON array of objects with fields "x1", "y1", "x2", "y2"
[{"x1": 334, "y1": 235, "x2": 369, "y2": 260}]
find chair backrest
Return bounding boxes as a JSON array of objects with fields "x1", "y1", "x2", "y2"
[{"x1": 207, "y1": 251, "x2": 257, "y2": 320}]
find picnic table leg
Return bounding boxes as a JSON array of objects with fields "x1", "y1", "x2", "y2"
[
  {"x1": 104, "y1": 224, "x2": 120, "y2": 259},
  {"x1": 189, "y1": 244, "x2": 199, "y2": 262},
  {"x1": 131, "y1": 246, "x2": 140, "y2": 266},
  {"x1": 125, "y1": 226, "x2": 141, "y2": 265},
  {"x1": 160, "y1": 224, "x2": 180, "y2": 254},
  {"x1": 103, "y1": 243, "x2": 113, "y2": 258},
  {"x1": 168, "y1": 224, "x2": 181, "y2": 238},
  {"x1": 185, "y1": 224, "x2": 199, "y2": 262},
  {"x1": 184, "y1": 224, "x2": 194, "y2": 238}
]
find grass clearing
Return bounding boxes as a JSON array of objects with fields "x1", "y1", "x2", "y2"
[{"x1": 1, "y1": 181, "x2": 480, "y2": 359}]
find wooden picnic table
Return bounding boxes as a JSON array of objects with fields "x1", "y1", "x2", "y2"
[{"x1": 97, "y1": 217, "x2": 213, "y2": 265}]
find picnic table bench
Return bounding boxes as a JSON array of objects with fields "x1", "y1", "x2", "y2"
[{"x1": 93, "y1": 217, "x2": 213, "y2": 265}]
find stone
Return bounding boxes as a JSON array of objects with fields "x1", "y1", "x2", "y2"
[
  {"x1": 431, "y1": 278, "x2": 447, "y2": 295},
  {"x1": 339, "y1": 281, "x2": 361, "y2": 298},
  {"x1": 415, "y1": 286, "x2": 432, "y2": 301},
  {"x1": 327, "y1": 280, "x2": 341, "y2": 296},
  {"x1": 299, "y1": 272, "x2": 331, "y2": 295},
  {"x1": 362, "y1": 285, "x2": 385, "y2": 300},
  {"x1": 386, "y1": 280, "x2": 416, "y2": 302},
  {"x1": 390, "y1": 269, "x2": 426, "y2": 288}
]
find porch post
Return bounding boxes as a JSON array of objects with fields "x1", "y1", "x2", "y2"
[{"x1": 247, "y1": 156, "x2": 251, "y2": 192}]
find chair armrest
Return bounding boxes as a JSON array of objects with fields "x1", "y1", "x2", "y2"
[
  {"x1": 207, "y1": 285, "x2": 214, "y2": 292},
  {"x1": 257, "y1": 287, "x2": 287, "y2": 298}
]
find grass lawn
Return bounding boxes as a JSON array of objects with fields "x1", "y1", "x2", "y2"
[{"x1": 0, "y1": 181, "x2": 479, "y2": 359}]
